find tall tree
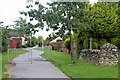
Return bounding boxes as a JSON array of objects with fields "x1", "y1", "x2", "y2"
[
  {"x1": 20, "y1": 1, "x2": 46, "y2": 33},
  {"x1": 44, "y1": 2, "x2": 85, "y2": 64},
  {"x1": 14, "y1": 17, "x2": 36, "y2": 47},
  {"x1": 81, "y1": 2, "x2": 119, "y2": 49},
  {"x1": 1, "y1": 26, "x2": 9, "y2": 52}
]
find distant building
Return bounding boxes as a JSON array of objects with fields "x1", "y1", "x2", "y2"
[
  {"x1": 8, "y1": 31, "x2": 24, "y2": 48},
  {"x1": 50, "y1": 36, "x2": 69, "y2": 53},
  {"x1": 50, "y1": 36, "x2": 63, "y2": 46}
]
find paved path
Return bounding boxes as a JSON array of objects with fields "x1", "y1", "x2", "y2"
[{"x1": 10, "y1": 48, "x2": 69, "y2": 79}]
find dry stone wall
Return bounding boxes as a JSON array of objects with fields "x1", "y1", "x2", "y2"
[{"x1": 79, "y1": 43, "x2": 118, "y2": 66}]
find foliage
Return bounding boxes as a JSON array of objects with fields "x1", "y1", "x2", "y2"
[
  {"x1": 26, "y1": 37, "x2": 37, "y2": 47},
  {"x1": 82, "y1": 3, "x2": 119, "y2": 39},
  {"x1": 37, "y1": 36, "x2": 42, "y2": 47},
  {"x1": 20, "y1": 3, "x2": 45, "y2": 34},
  {"x1": 92, "y1": 38, "x2": 99, "y2": 49},
  {"x1": 44, "y1": 37, "x2": 50, "y2": 46},
  {"x1": 1, "y1": 26, "x2": 9, "y2": 52},
  {"x1": 111, "y1": 37, "x2": 120, "y2": 48},
  {"x1": 54, "y1": 42, "x2": 61, "y2": 51},
  {"x1": 21, "y1": 2, "x2": 119, "y2": 57},
  {"x1": 22, "y1": 45, "x2": 27, "y2": 48},
  {"x1": 83, "y1": 38, "x2": 89, "y2": 49},
  {"x1": 99, "y1": 38, "x2": 107, "y2": 47},
  {"x1": 64, "y1": 38, "x2": 70, "y2": 52},
  {"x1": 74, "y1": 2, "x2": 119, "y2": 52}
]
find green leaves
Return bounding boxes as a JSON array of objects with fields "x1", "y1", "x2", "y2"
[{"x1": 82, "y1": 2, "x2": 119, "y2": 39}]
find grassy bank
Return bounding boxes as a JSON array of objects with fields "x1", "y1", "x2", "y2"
[
  {"x1": 0, "y1": 53, "x2": 2, "y2": 79},
  {"x1": 37, "y1": 47, "x2": 118, "y2": 78},
  {"x1": 1, "y1": 49, "x2": 27, "y2": 78}
]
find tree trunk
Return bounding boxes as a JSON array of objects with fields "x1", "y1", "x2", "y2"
[
  {"x1": 69, "y1": 29, "x2": 75, "y2": 64},
  {"x1": 68, "y1": 3, "x2": 75, "y2": 64},
  {"x1": 90, "y1": 33, "x2": 92, "y2": 51},
  {"x1": 17, "y1": 36, "x2": 21, "y2": 48}
]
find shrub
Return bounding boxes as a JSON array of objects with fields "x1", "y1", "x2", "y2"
[
  {"x1": 1, "y1": 28, "x2": 8, "y2": 52},
  {"x1": 92, "y1": 38, "x2": 99, "y2": 49},
  {"x1": 22, "y1": 45, "x2": 27, "y2": 48},
  {"x1": 99, "y1": 38, "x2": 107, "y2": 47},
  {"x1": 111, "y1": 37, "x2": 120, "y2": 48},
  {"x1": 64, "y1": 38, "x2": 70, "y2": 52},
  {"x1": 83, "y1": 38, "x2": 89, "y2": 49},
  {"x1": 54, "y1": 42, "x2": 61, "y2": 51},
  {"x1": 26, "y1": 37, "x2": 37, "y2": 47}
]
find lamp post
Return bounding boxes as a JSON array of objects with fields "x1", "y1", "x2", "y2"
[
  {"x1": 42, "y1": 28, "x2": 44, "y2": 49},
  {"x1": 26, "y1": 0, "x2": 44, "y2": 49}
]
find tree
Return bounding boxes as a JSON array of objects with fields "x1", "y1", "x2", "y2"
[
  {"x1": 64, "y1": 38, "x2": 70, "y2": 53},
  {"x1": 26, "y1": 36, "x2": 37, "y2": 47},
  {"x1": 44, "y1": 2, "x2": 86, "y2": 64},
  {"x1": 44, "y1": 37, "x2": 50, "y2": 46},
  {"x1": 37, "y1": 36, "x2": 42, "y2": 47},
  {"x1": 1, "y1": 26, "x2": 9, "y2": 52},
  {"x1": 21, "y1": 1, "x2": 86, "y2": 63},
  {"x1": 20, "y1": 2, "x2": 46, "y2": 34},
  {"x1": 80, "y1": 2, "x2": 119, "y2": 49},
  {"x1": 14, "y1": 18, "x2": 28, "y2": 48}
]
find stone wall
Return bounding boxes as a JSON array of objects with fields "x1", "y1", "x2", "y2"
[{"x1": 79, "y1": 43, "x2": 118, "y2": 66}]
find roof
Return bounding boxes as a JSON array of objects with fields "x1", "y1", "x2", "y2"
[
  {"x1": 50, "y1": 36, "x2": 63, "y2": 43},
  {"x1": 8, "y1": 31, "x2": 24, "y2": 38}
]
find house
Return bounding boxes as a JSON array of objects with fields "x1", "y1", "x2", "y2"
[
  {"x1": 8, "y1": 31, "x2": 25, "y2": 48},
  {"x1": 50, "y1": 36, "x2": 63, "y2": 47},
  {"x1": 50, "y1": 36, "x2": 69, "y2": 53}
]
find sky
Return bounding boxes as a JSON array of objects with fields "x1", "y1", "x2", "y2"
[{"x1": 0, "y1": 0, "x2": 98, "y2": 39}]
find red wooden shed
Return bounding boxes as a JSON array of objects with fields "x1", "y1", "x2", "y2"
[{"x1": 9, "y1": 38, "x2": 22, "y2": 48}]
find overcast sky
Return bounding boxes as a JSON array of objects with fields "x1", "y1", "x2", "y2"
[{"x1": 0, "y1": 0, "x2": 98, "y2": 39}]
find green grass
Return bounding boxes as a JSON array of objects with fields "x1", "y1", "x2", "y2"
[
  {"x1": 1, "y1": 49, "x2": 27, "y2": 78},
  {"x1": 35, "y1": 47, "x2": 47, "y2": 51},
  {"x1": 0, "y1": 53, "x2": 2, "y2": 79},
  {"x1": 37, "y1": 48, "x2": 118, "y2": 78}
]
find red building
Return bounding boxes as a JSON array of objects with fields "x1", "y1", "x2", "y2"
[
  {"x1": 50, "y1": 36, "x2": 69, "y2": 53},
  {"x1": 9, "y1": 38, "x2": 22, "y2": 48},
  {"x1": 8, "y1": 31, "x2": 23, "y2": 48}
]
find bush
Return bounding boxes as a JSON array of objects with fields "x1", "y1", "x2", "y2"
[
  {"x1": 54, "y1": 42, "x2": 61, "y2": 51},
  {"x1": 22, "y1": 45, "x2": 27, "y2": 48},
  {"x1": 37, "y1": 36, "x2": 42, "y2": 47},
  {"x1": 64, "y1": 38, "x2": 70, "y2": 52},
  {"x1": 83, "y1": 38, "x2": 89, "y2": 49},
  {"x1": 99, "y1": 38, "x2": 107, "y2": 47},
  {"x1": 38, "y1": 42, "x2": 42, "y2": 47},
  {"x1": 111, "y1": 37, "x2": 120, "y2": 48},
  {"x1": 92, "y1": 38, "x2": 99, "y2": 49},
  {"x1": 26, "y1": 37, "x2": 37, "y2": 47},
  {"x1": 1, "y1": 28, "x2": 8, "y2": 52}
]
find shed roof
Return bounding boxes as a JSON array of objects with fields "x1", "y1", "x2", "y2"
[
  {"x1": 50, "y1": 36, "x2": 63, "y2": 43},
  {"x1": 8, "y1": 31, "x2": 24, "y2": 38}
]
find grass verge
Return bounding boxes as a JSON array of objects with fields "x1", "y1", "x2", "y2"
[
  {"x1": 1, "y1": 49, "x2": 27, "y2": 79},
  {"x1": 37, "y1": 47, "x2": 118, "y2": 79},
  {"x1": 0, "y1": 53, "x2": 2, "y2": 79}
]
